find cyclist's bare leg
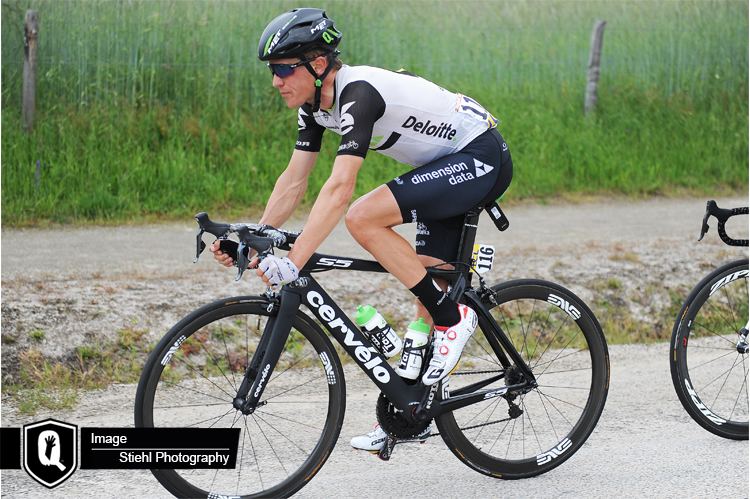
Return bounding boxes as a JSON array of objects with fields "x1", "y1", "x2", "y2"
[{"x1": 346, "y1": 185, "x2": 436, "y2": 288}]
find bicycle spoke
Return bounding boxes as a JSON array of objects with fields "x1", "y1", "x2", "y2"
[
  {"x1": 156, "y1": 379, "x2": 230, "y2": 405},
  {"x1": 251, "y1": 415, "x2": 289, "y2": 476},
  {"x1": 218, "y1": 328, "x2": 239, "y2": 391},
  {"x1": 534, "y1": 332, "x2": 584, "y2": 379},
  {"x1": 522, "y1": 397, "x2": 544, "y2": 454},
  {"x1": 262, "y1": 376, "x2": 321, "y2": 402},
  {"x1": 268, "y1": 348, "x2": 319, "y2": 384},
  {"x1": 710, "y1": 353, "x2": 744, "y2": 409},
  {"x1": 532, "y1": 348, "x2": 587, "y2": 373},
  {"x1": 253, "y1": 412, "x2": 310, "y2": 454},
  {"x1": 536, "y1": 388, "x2": 559, "y2": 441},
  {"x1": 530, "y1": 315, "x2": 576, "y2": 372},
  {"x1": 458, "y1": 397, "x2": 503, "y2": 427},
  {"x1": 243, "y1": 416, "x2": 264, "y2": 491},
  {"x1": 183, "y1": 408, "x2": 236, "y2": 429},
  {"x1": 692, "y1": 318, "x2": 742, "y2": 346},
  {"x1": 729, "y1": 360, "x2": 749, "y2": 421},
  {"x1": 720, "y1": 284, "x2": 739, "y2": 331},
  {"x1": 687, "y1": 343, "x2": 739, "y2": 351},
  {"x1": 197, "y1": 335, "x2": 236, "y2": 394},
  {"x1": 167, "y1": 354, "x2": 236, "y2": 400},
  {"x1": 697, "y1": 355, "x2": 746, "y2": 393},
  {"x1": 536, "y1": 384, "x2": 590, "y2": 391},
  {"x1": 689, "y1": 349, "x2": 738, "y2": 372},
  {"x1": 253, "y1": 408, "x2": 324, "y2": 431},
  {"x1": 472, "y1": 398, "x2": 504, "y2": 443},
  {"x1": 536, "y1": 366, "x2": 592, "y2": 376},
  {"x1": 536, "y1": 389, "x2": 582, "y2": 416}
]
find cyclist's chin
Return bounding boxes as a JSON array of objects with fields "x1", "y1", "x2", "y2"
[{"x1": 279, "y1": 92, "x2": 303, "y2": 109}]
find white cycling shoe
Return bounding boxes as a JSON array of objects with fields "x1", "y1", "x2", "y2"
[
  {"x1": 350, "y1": 423, "x2": 432, "y2": 452},
  {"x1": 422, "y1": 304, "x2": 478, "y2": 386}
]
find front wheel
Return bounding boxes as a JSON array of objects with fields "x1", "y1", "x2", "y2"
[
  {"x1": 437, "y1": 279, "x2": 610, "y2": 478},
  {"x1": 134, "y1": 296, "x2": 347, "y2": 498},
  {"x1": 670, "y1": 259, "x2": 749, "y2": 440}
]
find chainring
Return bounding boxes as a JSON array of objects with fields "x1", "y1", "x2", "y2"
[{"x1": 376, "y1": 393, "x2": 432, "y2": 439}]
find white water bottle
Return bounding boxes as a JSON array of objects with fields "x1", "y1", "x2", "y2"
[
  {"x1": 395, "y1": 318, "x2": 431, "y2": 380},
  {"x1": 355, "y1": 305, "x2": 403, "y2": 358}
]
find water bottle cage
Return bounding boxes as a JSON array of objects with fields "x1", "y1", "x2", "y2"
[{"x1": 402, "y1": 344, "x2": 429, "y2": 354}]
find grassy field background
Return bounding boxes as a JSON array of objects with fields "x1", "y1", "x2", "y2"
[{"x1": 1, "y1": 0, "x2": 747, "y2": 225}]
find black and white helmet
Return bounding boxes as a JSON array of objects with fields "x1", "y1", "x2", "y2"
[{"x1": 258, "y1": 8, "x2": 342, "y2": 61}]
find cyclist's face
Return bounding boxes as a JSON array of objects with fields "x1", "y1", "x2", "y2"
[{"x1": 269, "y1": 56, "x2": 324, "y2": 109}]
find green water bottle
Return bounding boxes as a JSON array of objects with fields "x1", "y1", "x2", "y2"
[
  {"x1": 355, "y1": 305, "x2": 403, "y2": 358},
  {"x1": 394, "y1": 317, "x2": 431, "y2": 379}
]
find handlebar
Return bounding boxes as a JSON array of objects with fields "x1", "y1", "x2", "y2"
[
  {"x1": 698, "y1": 200, "x2": 748, "y2": 247},
  {"x1": 193, "y1": 212, "x2": 300, "y2": 281}
]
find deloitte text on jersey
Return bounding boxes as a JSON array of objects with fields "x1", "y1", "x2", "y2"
[{"x1": 401, "y1": 116, "x2": 457, "y2": 141}]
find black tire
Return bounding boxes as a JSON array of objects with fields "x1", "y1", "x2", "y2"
[
  {"x1": 437, "y1": 279, "x2": 610, "y2": 478},
  {"x1": 670, "y1": 259, "x2": 749, "y2": 440},
  {"x1": 134, "y1": 296, "x2": 346, "y2": 498}
]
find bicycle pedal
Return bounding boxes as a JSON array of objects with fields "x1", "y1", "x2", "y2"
[
  {"x1": 393, "y1": 437, "x2": 427, "y2": 445},
  {"x1": 377, "y1": 436, "x2": 397, "y2": 461}
]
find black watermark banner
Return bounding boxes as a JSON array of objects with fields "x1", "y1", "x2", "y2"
[
  {"x1": 1, "y1": 427, "x2": 21, "y2": 469},
  {"x1": 80, "y1": 428, "x2": 240, "y2": 469}
]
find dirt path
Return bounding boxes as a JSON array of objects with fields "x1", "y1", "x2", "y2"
[{"x1": 1, "y1": 196, "x2": 748, "y2": 497}]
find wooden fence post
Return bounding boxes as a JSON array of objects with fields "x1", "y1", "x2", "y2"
[
  {"x1": 584, "y1": 20, "x2": 606, "y2": 116},
  {"x1": 23, "y1": 10, "x2": 39, "y2": 131}
]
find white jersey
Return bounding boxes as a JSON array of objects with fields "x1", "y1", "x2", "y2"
[{"x1": 295, "y1": 65, "x2": 498, "y2": 167}]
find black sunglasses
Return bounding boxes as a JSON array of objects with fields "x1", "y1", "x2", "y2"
[{"x1": 267, "y1": 57, "x2": 314, "y2": 78}]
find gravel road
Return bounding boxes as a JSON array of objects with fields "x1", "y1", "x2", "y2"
[{"x1": 1, "y1": 196, "x2": 748, "y2": 498}]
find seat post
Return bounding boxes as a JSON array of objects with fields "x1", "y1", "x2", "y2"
[{"x1": 455, "y1": 209, "x2": 481, "y2": 270}]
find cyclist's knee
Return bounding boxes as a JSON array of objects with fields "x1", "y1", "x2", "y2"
[{"x1": 344, "y1": 201, "x2": 370, "y2": 238}]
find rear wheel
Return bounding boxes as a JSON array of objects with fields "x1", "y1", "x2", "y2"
[
  {"x1": 134, "y1": 296, "x2": 346, "y2": 498},
  {"x1": 438, "y1": 279, "x2": 610, "y2": 478},
  {"x1": 670, "y1": 259, "x2": 749, "y2": 440}
]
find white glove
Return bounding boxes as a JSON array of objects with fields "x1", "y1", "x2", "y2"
[{"x1": 258, "y1": 256, "x2": 299, "y2": 286}]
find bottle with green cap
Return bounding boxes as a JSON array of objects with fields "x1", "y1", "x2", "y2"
[
  {"x1": 395, "y1": 317, "x2": 431, "y2": 380},
  {"x1": 355, "y1": 305, "x2": 402, "y2": 358}
]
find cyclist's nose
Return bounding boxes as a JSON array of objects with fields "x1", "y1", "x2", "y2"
[{"x1": 272, "y1": 74, "x2": 284, "y2": 89}]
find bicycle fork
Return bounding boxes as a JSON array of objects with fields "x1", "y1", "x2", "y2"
[{"x1": 232, "y1": 290, "x2": 299, "y2": 414}]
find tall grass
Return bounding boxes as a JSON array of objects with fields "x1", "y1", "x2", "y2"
[{"x1": 1, "y1": 0, "x2": 747, "y2": 224}]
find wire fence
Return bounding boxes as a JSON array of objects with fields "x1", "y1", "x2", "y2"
[{"x1": 1, "y1": 0, "x2": 747, "y2": 112}]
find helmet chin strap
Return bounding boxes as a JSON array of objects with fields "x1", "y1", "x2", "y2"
[{"x1": 303, "y1": 53, "x2": 336, "y2": 112}]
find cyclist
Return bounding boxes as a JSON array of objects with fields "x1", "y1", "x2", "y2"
[{"x1": 211, "y1": 7, "x2": 513, "y2": 451}]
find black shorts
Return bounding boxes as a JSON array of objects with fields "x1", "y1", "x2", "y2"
[{"x1": 386, "y1": 128, "x2": 513, "y2": 263}]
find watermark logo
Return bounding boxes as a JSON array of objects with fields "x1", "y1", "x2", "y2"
[{"x1": 23, "y1": 419, "x2": 78, "y2": 489}]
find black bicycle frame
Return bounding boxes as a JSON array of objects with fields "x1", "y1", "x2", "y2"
[{"x1": 236, "y1": 208, "x2": 536, "y2": 418}]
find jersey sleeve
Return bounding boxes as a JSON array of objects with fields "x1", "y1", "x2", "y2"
[
  {"x1": 295, "y1": 104, "x2": 325, "y2": 152},
  {"x1": 335, "y1": 81, "x2": 386, "y2": 159}
]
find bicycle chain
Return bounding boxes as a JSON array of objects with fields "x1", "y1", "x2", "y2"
[
  {"x1": 423, "y1": 369, "x2": 517, "y2": 439},
  {"x1": 425, "y1": 415, "x2": 515, "y2": 439}
]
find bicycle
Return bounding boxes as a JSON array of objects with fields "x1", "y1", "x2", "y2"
[
  {"x1": 669, "y1": 200, "x2": 749, "y2": 440},
  {"x1": 134, "y1": 202, "x2": 610, "y2": 498}
]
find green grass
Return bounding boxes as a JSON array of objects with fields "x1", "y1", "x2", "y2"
[
  {"x1": 1, "y1": 0, "x2": 747, "y2": 225},
  {"x1": 4, "y1": 327, "x2": 153, "y2": 414}
]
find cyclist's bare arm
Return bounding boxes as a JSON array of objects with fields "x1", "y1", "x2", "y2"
[
  {"x1": 286, "y1": 154, "x2": 362, "y2": 269},
  {"x1": 211, "y1": 149, "x2": 318, "y2": 267},
  {"x1": 259, "y1": 149, "x2": 319, "y2": 227}
]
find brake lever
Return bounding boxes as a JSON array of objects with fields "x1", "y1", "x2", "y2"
[
  {"x1": 194, "y1": 229, "x2": 207, "y2": 263},
  {"x1": 235, "y1": 241, "x2": 250, "y2": 281},
  {"x1": 698, "y1": 209, "x2": 710, "y2": 242}
]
